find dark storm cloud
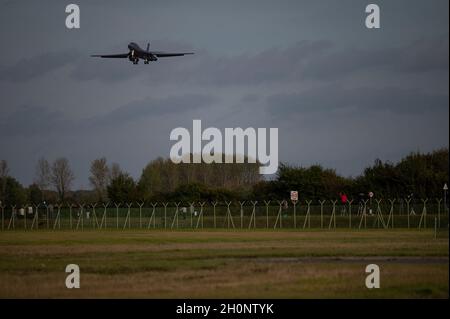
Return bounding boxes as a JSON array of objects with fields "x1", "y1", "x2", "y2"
[
  {"x1": 64, "y1": 37, "x2": 448, "y2": 87},
  {"x1": 1, "y1": 37, "x2": 446, "y2": 87},
  {"x1": 0, "y1": 94, "x2": 215, "y2": 137},
  {"x1": 0, "y1": 105, "x2": 67, "y2": 137},
  {"x1": 241, "y1": 94, "x2": 260, "y2": 103},
  {"x1": 266, "y1": 85, "x2": 449, "y2": 116},
  {"x1": 0, "y1": 51, "x2": 80, "y2": 82},
  {"x1": 65, "y1": 40, "x2": 332, "y2": 85},
  {"x1": 93, "y1": 93, "x2": 216, "y2": 126},
  {"x1": 189, "y1": 40, "x2": 332, "y2": 86},
  {"x1": 189, "y1": 38, "x2": 448, "y2": 85},
  {"x1": 301, "y1": 37, "x2": 449, "y2": 80},
  {"x1": 0, "y1": 0, "x2": 448, "y2": 187}
]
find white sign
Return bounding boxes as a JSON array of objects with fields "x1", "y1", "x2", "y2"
[
  {"x1": 444, "y1": 184, "x2": 448, "y2": 191},
  {"x1": 290, "y1": 191, "x2": 298, "y2": 201},
  {"x1": 368, "y1": 192, "x2": 374, "y2": 198}
]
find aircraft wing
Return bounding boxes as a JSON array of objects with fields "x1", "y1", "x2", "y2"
[
  {"x1": 91, "y1": 53, "x2": 129, "y2": 58},
  {"x1": 153, "y1": 52, "x2": 194, "y2": 57}
]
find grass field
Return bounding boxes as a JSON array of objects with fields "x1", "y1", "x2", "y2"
[{"x1": 0, "y1": 229, "x2": 448, "y2": 298}]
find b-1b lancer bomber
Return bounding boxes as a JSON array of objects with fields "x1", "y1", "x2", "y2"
[{"x1": 91, "y1": 42, "x2": 194, "y2": 64}]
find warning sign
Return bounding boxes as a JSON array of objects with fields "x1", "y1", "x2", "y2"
[{"x1": 290, "y1": 191, "x2": 298, "y2": 201}]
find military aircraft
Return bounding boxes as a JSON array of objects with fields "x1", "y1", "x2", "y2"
[{"x1": 91, "y1": 42, "x2": 194, "y2": 64}]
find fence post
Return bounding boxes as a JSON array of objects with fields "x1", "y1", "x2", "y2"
[
  {"x1": 328, "y1": 200, "x2": 337, "y2": 230},
  {"x1": 7, "y1": 205, "x2": 16, "y2": 230},
  {"x1": 163, "y1": 202, "x2": 169, "y2": 229},
  {"x1": 53, "y1": 204, "x2": 62, "y2": 230},
  {"x1": 405, "y1": 198, "x2": 412, "y2": 229},
  {"x1": 171, "y1": 202, "x2": 181, "y2": 229},
  {"x1": 225, "y1": 201, "x2": 235, "y2": 229},
  {"x1": 22, "y1": 204, "x2": 27, "y2": 230},
  {"x1": 138, "y1": 201, "x2": 144, "y2": 229},
  {"x1": 304, "y1": 200, "x2": 312, "y2": 229},
  {"x1": 264, "y1": 200, "x2": 271, "y2": 229},
  {"x1": 434, "y1": 217, "x2": 437, "y2": 239},
  {"x1": 211, "y1": 201, "x2": 218, "y2": 229},
  {"x1": 196, "y1": 202, "x2": 206, "y2": 229},
  {"x1": 348, "y1": 199, "x2": 353, "y2": 229},
  {"x1": 91, "y1": 203, "x2": 99, "y2": 229},
  {"x1": 292, "y1": 200, "x2": 298, "y2": 228},
  {"x1": 248, "y1": 201, "x2": 257, "y2": 229},
  {"x1": 436, "y1": 198, "x2": 442, "y2": 228},
  {"x1": 31, "y1": 204, "x2": 40, "y2": 230},
  {"x1": 374, "y1": 199, "x2": 386, "y2": 229},
  {"x1": 148, "y1": 202, "x2": 157, "y2": 229},
  {"x1": 81, "y1": 203, "x2": 85, "y2": 231},
  {"x1": 387, "y1": 199, "x2": 396, "y2": 229},
  {"x1": 123, "y1": 203, "x2": 132, "y2": 229},
  {"x1": 358, "y1": 199, "x2": 369, "y2": 229},
  {"x1": 0, "y1": 205, "x2": 4, "y2": 231},
  {"x1": 188, "y1": 202, "x2": 195, "y2": 228},
  {"x1": 76, "y1": 203, "x2": 85, "y2": 231},
  {"x1": 399, "y1": 198, "x2": 404, "y2": 216},
  {"x1": 69, "y1": 203, "x2": 74, "y2": 230},
  {"x1": 418, "y1": 199, "x2": 428, "y2": 230},
  {"x1": 101, "y1": 202, "x2": 109, "y2": 229},
  {"x1": 114, "y1": 203, "x2": 121, "y2": 229},
  {"x1": 45, "y1": 203, "x2": 49, "y2": 229},
  {"x1": 274, "y1": 201, "x2": 284, "y2": 229},
  {"x1": 239, "y1": 201, "x2": 246, "y2": 229},
  {"x1": 319, "y1": 200, "x2": 326, "y2": 229}
]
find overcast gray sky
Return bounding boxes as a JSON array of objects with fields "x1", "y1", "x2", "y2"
[{"x1": 0, "y1": 0, "x2": 448, "y2": 189}]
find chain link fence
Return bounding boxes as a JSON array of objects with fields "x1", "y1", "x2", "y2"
[{"x1": 0, "y1": 198, "x2": 448, "y2": 231}]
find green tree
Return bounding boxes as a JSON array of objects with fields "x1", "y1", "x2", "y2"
[
  {"x1": 107, "y1": 173, "x2": 138, "y2": 204},
  {"x1": 274, "y1": 163, "x2": 350, "y2": 200},
  {"x1": 0, "y1": 176, "x2": 26, "y2": 207},
  {"x1": 27, "y1": 183, "x2": 43, "y2": 205},
  {"x1": 89, "y1": 157, "x2": 110, "y2": 202},
  {"x1": 50, "y1": 157, "x2": 75, "y2": 202}
]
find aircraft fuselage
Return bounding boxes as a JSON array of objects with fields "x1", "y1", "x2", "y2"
[{"x1": 128, "y1": 42, "x2": 157, "y2": 64}]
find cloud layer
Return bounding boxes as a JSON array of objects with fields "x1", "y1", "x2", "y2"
[{"x1": 0, "y1": 1, "x2": 448, "y2": 188}]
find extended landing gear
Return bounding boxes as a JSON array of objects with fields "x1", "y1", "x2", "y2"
[
  {"x1": 144, "y1": 60, "x2": 149, "y2": 64},
  {"x1": 132, "y1": 58, "x2": 139, "y2": 65}
]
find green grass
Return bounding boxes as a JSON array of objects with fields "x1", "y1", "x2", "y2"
[{"x1": 0, "y1": 229, "x2": 448, "y2": 298}]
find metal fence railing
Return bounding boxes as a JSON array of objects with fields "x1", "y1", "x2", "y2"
[{"x1": 0, "y1": 198, "x2": 448, "y2": 231}]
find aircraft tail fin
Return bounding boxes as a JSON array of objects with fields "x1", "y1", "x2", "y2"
[{"x1": 146, "y1": 43, "x2": 150, "y2": 51}]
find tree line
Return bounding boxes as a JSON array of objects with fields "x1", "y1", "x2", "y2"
[{"x1": 0, "y1": 148, "x2": 448, "y2": 206}]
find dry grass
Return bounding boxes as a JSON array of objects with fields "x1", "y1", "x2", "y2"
[{"x1": 0, "y1": 229, "x2": 448, "y2": 298}]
